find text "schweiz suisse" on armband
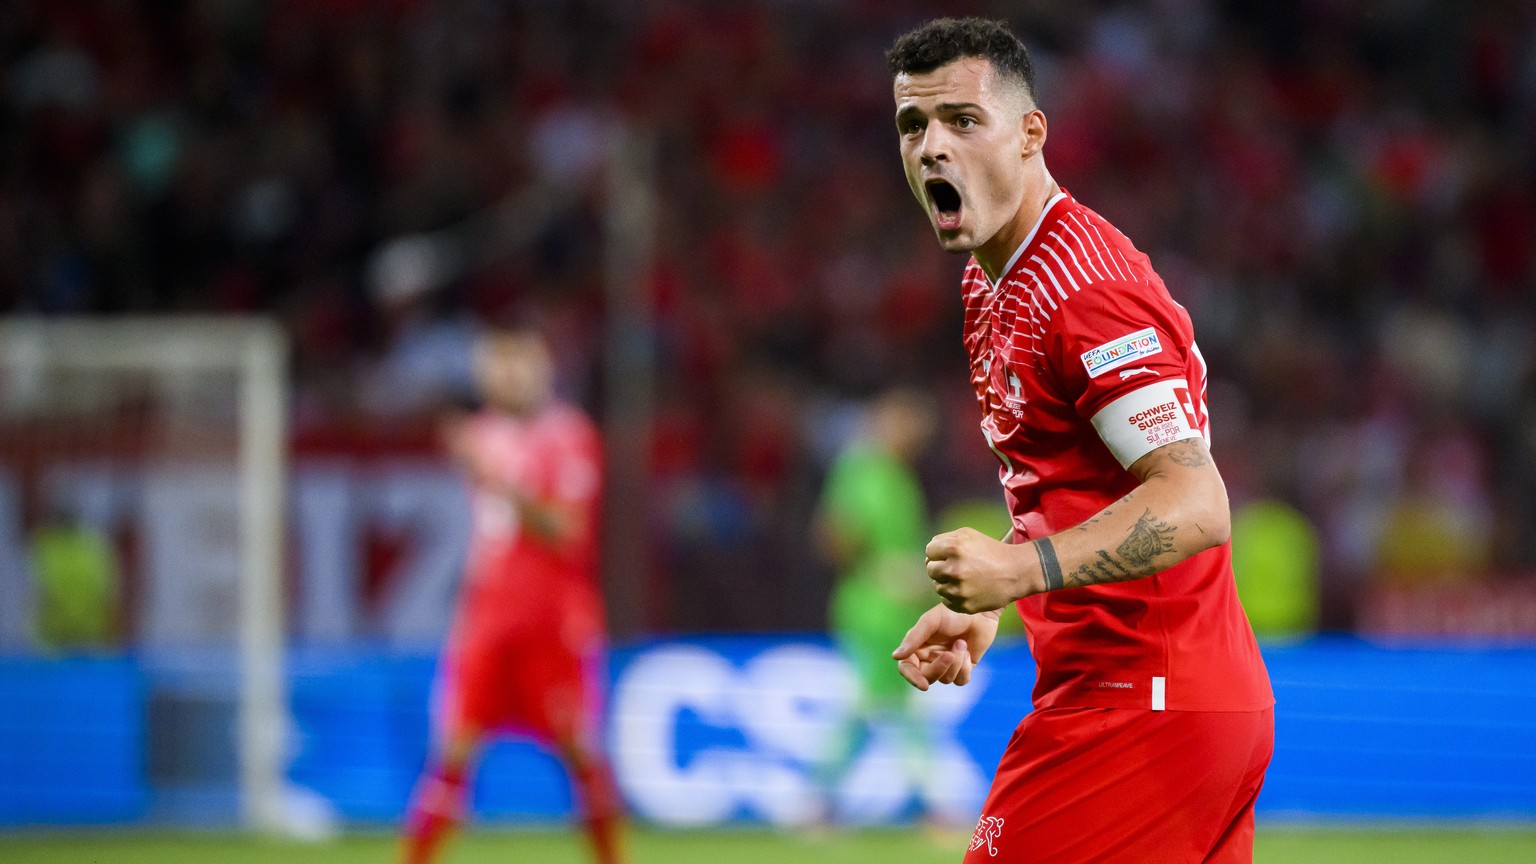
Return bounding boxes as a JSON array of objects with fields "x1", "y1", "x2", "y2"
[{"x1": 1128, "y1": 402, "x2": 1180, "y2": 430}]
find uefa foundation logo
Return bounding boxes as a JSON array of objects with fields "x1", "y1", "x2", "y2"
[
  {"x1": 1080, "y1": 327, "x2": 1162, "y2": 379},
  {"x1": 969, "y1": 814, "x2": 1005, "y2": 857}
]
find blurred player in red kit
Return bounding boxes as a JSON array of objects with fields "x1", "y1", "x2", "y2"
[
  {"x1": 402, "y1": 325, "x2": 625, "y2": 864},
  {"x1": 884, "y1": 18, "x2": 1274, "y2": 863}
]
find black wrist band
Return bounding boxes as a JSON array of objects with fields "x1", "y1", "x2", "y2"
[{"x1": 1035, "y1": 537, "x2": 1064, "y2": 592}]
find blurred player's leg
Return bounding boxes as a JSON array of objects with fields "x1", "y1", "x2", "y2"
[
  {"x1": 559, "y1": 735, "x2": 626, "y2": 864},
  {"x1": 813, "y1": 709, "x2": 873, "y2": 815},
  {"x1": 818, "y1": 599, "x2": 934, "y2": 824},
  {"x1": 543, "y1": 643, "x2": 626, "y2": 864},
  {"x1": 403, "y1": 725, "x2": 480, "y2": 864}
]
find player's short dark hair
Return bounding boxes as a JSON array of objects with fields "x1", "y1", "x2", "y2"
[{"x1": 886, "y1": 17, "x2": 1037, "y2": 106}]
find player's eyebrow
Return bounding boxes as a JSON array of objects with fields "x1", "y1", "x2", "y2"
[{"x1": 895, "y1": 100, "x2": 989, "y2": 127}]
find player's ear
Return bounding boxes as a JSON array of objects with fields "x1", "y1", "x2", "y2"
[{"x1": 1021, "y1": 109, "x2": 1047, "y2": 159}]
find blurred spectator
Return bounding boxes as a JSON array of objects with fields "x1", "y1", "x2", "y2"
[
  {"x1": 1374, "y1": 424, "x2": 1494, "y2": 585},
  {"x1": 0, "y1": 0, "x2": 1532, "y2": 632},
  {"x1": 30, "y1": 508, "x2": 119, "y2": 651},
  {"x1": 1230, "y1": 499, "x2": 1320, "y2": 640}
]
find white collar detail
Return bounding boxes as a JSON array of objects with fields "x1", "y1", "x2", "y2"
[{"x1": 985, "y1": 190, "x2": 1068, "y2": 290}]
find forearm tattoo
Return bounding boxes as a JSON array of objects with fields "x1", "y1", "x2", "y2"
[
  {"x1": 1063, "y1": 509, "x2": 1178, "y2": 589},
  {"x1": 1034, "y1": 536, "x2": 1064, "y2": 591}
]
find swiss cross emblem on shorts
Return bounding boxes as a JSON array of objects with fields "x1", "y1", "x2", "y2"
[
  {"x1": 1174, "y1": 386, "x2": 1200, "y2": 429},
  {"x1": 969, "y1": 815, "x2": 1005, "y2": 856}
]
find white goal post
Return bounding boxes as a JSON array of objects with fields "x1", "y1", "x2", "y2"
[{"x1": 0, "y1": 316, "x2": 288, "y2": 832}]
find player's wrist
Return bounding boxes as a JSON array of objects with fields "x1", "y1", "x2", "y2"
[{"x1": 1001, "y1": 538, "x2": 1038, "y2": 599}]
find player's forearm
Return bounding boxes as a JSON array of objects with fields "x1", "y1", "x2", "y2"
[
  {"x1": 520, "y1": 498, "x2": 579, "y2": 542},
  {"x1": 492, "y1": 488, "x2": 580, "y2": 543},
  {"x1": 1029, "y1": 461, "x2": 1229, "y2": 593},
  {"x1": 924, "y1": 441, "x2": 1230, "y2": 612}
]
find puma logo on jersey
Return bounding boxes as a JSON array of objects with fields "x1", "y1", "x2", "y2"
[
  {"x1": 970, "y1": 815, "x2": 1005, "y2": 857},
  {"x1": 1118, "y1": 366, "x2": 1160, "y2": 380}
]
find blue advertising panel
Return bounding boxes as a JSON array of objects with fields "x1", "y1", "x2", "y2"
[
  {"x1": 2, "y1": 637, "x2": 1535, "y2": 827},
  {"x1": 0, "y1": 656, "x2": 147, "y2": 825},
  {"x1": 603, "y1": 636, "x2": 1028, "y2": 826}
]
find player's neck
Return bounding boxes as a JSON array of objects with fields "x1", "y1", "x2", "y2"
[{"x1": 975, "y1": 173, "x2": 1061, "y2": 285}]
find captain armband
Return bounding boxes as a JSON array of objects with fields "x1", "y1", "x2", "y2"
[{"x1": 1089, "y1": 378, "x2": 1204, "y2": 469}]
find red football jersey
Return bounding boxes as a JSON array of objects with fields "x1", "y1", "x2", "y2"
[
  {"x1": 456, "y1": 402, "x2": 604, "y2": 636},
  {"x1": 963, "y1": 189, "x2": 1272, "y2": 712}
]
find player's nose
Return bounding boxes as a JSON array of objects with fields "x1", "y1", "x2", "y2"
[{"x1": 919, "y1": 127, "x2": 950, "y2": 165}]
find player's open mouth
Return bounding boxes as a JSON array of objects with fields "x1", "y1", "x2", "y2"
[{"x1": 927, "y1": 179, "x2": 963, "y2": 231}]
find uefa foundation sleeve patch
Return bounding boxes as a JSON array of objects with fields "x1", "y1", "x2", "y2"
[
  {"x1": 1090, "y1": 378, "x2": 1203, "y2": 468},
  {"x1": 1080, "y1": 327, "x2": 1162, "y2": 379}
]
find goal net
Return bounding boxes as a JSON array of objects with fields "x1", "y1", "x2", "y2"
[{"x1": 0, "y1": 317, "x2": 287, "y2": 831}]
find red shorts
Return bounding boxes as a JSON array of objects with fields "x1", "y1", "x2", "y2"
[
  {"x1": 964, "y1": 706, "x2": 1273, "y2": 863},
  {"x1": 437, "y1": 623, "x2": 602, "y2": 745}
]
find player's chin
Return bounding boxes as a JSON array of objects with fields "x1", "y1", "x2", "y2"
[
  {"x1": 932, "y1": 225, "x2": 975, "y2": 254},
  {"x1": 933, "y1": 229, "x2": 970, "y2": 252}
]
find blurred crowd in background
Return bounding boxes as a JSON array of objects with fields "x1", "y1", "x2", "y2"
[{"x1": 2, "y1": 0, "x2": 1535, "y2": 636}]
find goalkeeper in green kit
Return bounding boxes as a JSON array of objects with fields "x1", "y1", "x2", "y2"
[{"x1": 814, "y1": 386, "x2": 941, "y2": 823}]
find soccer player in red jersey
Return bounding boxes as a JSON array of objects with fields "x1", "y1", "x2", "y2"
[
  {"x1": 402, "y1": 326, "x2": 625, "y2": 864},
  {"x1": 884, "y1": 19, "x2": 1274, "y2": 863}
]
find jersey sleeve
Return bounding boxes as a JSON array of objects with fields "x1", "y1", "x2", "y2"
[
  {"x1": 550, "y1": 422, "x2": 602, "y2": 509},
  {"x1": 537, "y1": 416, "x2": 602, "y2": 555},
  {"x1": 1046, "y1": 282, "x2": 1203, "y2": 469}
]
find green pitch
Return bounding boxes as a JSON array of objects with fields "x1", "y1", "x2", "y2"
[{"x1": 3, "y1": 825, "x2": 1536, "y2": 863}]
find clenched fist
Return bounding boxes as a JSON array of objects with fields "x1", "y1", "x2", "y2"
[{"x1": 924, "y1": 527, "x2": 1032, "y2": 614}]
